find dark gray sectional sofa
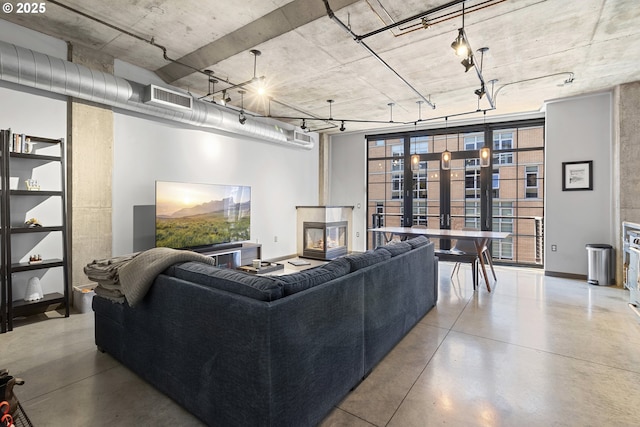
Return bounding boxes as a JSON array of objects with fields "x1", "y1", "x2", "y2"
[{"x1": 92, "y1": 236, "x2": 438, "y2": 426}]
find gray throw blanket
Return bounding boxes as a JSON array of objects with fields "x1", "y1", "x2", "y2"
[{"x1": 85, "y1": 247, "x2": 216, "y2": 306}]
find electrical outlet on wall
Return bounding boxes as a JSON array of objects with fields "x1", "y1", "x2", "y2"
[
  {"x1": 551, "y1": 244, "x2": 557, "y2": 251},
  {"x1": 356, "y1": 232, "x2": 360, "y2": 237}
]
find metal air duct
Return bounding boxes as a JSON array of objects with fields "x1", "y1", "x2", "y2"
[{"x1": 0, "y1": 40, "x2": 313, "y2": 149}]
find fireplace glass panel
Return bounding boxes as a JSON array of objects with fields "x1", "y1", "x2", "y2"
[
  {"x1": 302, "y1": 221, "x2": 348, "y2": 260},
  {"x1": 305, "y1": 228, "x2": 325, "y2": 251},
  {"x1": 326, "y1": 226, "x2": 346, "y2": 249}
]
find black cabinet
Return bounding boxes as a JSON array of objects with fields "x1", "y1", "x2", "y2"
[
  {"x1": 0, "y1": 129, "x2": 69, "y2": 332},
  {"x1": 200, "y1": 243, "x2": 262, "y2": 269}
]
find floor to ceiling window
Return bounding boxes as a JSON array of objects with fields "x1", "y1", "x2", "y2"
[
  {"x1": 491, "y1": 125, "x2": 545, "y2": 265},
  {"x1": 366, "y1": 119, "x2": 545, "y2": 267}
]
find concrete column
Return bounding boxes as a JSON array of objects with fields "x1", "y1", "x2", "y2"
[
  {"x1": 618, "y1": 81, "x2": 640, "y2": 223},
  {"x1": 67, "y1": 43, "x2": 114, "y2": 288},
  {"x1": 318, "y1": 133, "x2": 330, "y2": 205},
  {"x1": 615, "y1": 81, "x2": 640, "y2": 284}
]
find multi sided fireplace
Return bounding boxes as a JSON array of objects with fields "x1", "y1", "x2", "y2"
[
  {"x1": 296, "y1": 206, "x2": 353, "y2": 261},
  {"x1": 303, "y1": 221, "x2": 348, "y2": 260}
]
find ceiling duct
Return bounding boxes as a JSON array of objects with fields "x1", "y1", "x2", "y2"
[{"x1": 0, "y1": 40, "x2": 313, "y2": 149}]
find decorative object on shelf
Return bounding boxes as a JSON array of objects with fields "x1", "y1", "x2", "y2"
[
  {"x1": 28, "y1": 255, "x2": 42, "y2": 265},
  {"x1": 562, "y1": 160, "x2": 593, "y2": 191},
  {"x1": 24, "y1": 179, "x2": 40, "y2": 191},
  {"x1": 24, "y1": 277, "x2": 44, "y2": 301},
  {"x1": 24, "y1": 218, "x2": 42, "y2": 228}
]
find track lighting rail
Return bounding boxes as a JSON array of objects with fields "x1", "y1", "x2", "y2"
[
  {"x1": 323, "y1": 0, "x2": 436, "y2": 110},
  {"x1": 363, "y1": 0, "x2": 505, "y2": 39},
  {"x1": 266, "y1": 106, "x2": 497, "y2": 131},
  {"x1": 494, "y1": 72, "x2": 575, "y2": 103},
  {"x1": 357, "y1": 0, "x2": 467, "y2": 40}
]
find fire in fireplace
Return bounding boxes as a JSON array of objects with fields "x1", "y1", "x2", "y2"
[{"x1": 303, "y1": 221, "x2": 348, "y2": 260}]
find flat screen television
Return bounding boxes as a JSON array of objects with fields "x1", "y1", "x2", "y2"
[{"x1": 155, "y1": 181, "x2": 251, "y2": 250}]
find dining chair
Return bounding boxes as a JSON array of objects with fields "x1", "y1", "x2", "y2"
[{"x1": 450, "y1": 227, "x2": 498, "y2": 284}]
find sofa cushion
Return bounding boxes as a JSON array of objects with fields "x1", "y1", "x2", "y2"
[
  {"x1": 321, "y1": 257, "x2": 351, "y2": 276},
  {"x1": 344, "y1": 248, "x2": 390, "y2": 271},
  {"x1": 406, "y1": 235, "x2": 430, "y2": 249},
  {"x1": 275, "y1": 266, "x2": 344, "y2": 296},
  {"x1": 374, "y1": 246, "x2": 392, "y2": 259},
  {"x1": 382, "y1": 241, "x2": 412, "y2": 257},
  {"x1": 169, "y1": 262, "x2": 284, "y2": 301}
]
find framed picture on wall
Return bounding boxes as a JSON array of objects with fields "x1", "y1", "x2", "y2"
[{"x1": 562, "y1": 160, "x2": 593, "y2": 191}]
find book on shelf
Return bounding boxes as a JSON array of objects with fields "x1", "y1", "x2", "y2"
[{"x1": 9, "y1": 133, "x2": 31, "y2": 153}]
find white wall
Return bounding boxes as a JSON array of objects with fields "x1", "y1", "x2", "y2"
[
  {"x1": 545, "y1": 92, "x2": 613, "y2": 276},
  {"x1": 112, "y1": 112, "x2": 319, "y2": 258}
]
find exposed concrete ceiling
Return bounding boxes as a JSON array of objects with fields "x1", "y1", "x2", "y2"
[{"x1": 2, "y1": 0, "x2": 639, "y2": 134}]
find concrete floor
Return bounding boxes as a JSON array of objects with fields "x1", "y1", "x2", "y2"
[{"x1": 4, "y1": 263, "x2": 640, "y2": 426}]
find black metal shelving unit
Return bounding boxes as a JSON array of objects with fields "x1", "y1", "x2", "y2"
[
  {"x1": 0, "y1": 129, "x2": 69, "y2": 332},
  {"x1": 0, "y1": 131, "x2": 4, "y2": 334}
]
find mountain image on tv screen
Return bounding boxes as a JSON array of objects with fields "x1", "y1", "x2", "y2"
[{"x1": 155, "y1": 181, "x2": 251, "y2": 249}]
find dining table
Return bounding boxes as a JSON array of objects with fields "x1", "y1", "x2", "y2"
[{"x1": 368, "y1": 226, "x2": 511, "y2": 292}]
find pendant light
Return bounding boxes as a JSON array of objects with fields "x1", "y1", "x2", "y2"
[
  {"x1": 411, "y1": 152, "x2": 420, "y2": 172},
  {"x1": 479, "y1": 111, "x2": 490, "y2": 167},
  {"x1": 480, "y1": 146, "x2": 491, "y2": 167},
  {"x1": 441, "y1": 149, "x2": 451, "y2": 170},
  {"x1": 411, "y1": 101, "x2": 423, "y2": 172},
  {"x1": 441, "y1": 117, "x2": 451, "y2": 170}
]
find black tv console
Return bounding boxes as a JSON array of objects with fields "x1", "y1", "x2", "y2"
[{"x1": 200, "y1": 243, "x2": 261, "y2": 269}]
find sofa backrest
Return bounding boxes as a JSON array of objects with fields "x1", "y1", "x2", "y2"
[
  {"x1": 274, "y1": 257, "x2": 351, "y2": 296},
  {"x1": 163, "y1": 235, "x2": 433, "y2": 301},
  {"x1": 167, "y1": 261, "x2": 284, "y2": 301}
]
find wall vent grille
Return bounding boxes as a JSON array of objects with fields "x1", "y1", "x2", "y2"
[
  {"x1": 143, "y1": 84, "x2": 192, "y2": 110},
  {"x1": 293, "y1": 131, "x2": 313, "y2": 144}
]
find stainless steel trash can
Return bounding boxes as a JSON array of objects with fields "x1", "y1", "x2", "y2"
[{"x1": 585, "y1": 244, "x2": 613, "y2": 285}]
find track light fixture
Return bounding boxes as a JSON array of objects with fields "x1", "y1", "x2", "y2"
[
  {"x1": 327, "y1": 99, "x2": 334, "y2": 120},
  {"x1": 340, "y1": 121, "x2": 346, "y2": 132},
  {"x1": 461, "y1": 55, "x2": 474, "y2": 72},
  {"x1": 451, "y1": 28, "x2": 470, "y2": 57},
  {"x1": 249, "y1": 50, "x2": 268, "y2": 96},
  {"x1": 221, "y1": 90, "x2": 230, "y2": 106},
  {"x1": 197, "y1": 69, "x2": 220, "y2": 102},
  {"x1": 475, "y1": 83, "x2": 486, "y2": 99},
  {"x1": 238, "y1": 90, "x2": 247, "y2": 125},
  {"x1": 250, "y1": 49, "x2": 261, "y2": 79},
  {"x1": 451, "y1": 2, "x2": 469, "y2": 57},
  {"x1": 301, "y1": 119, "x2": 307, "y2": 130}
]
